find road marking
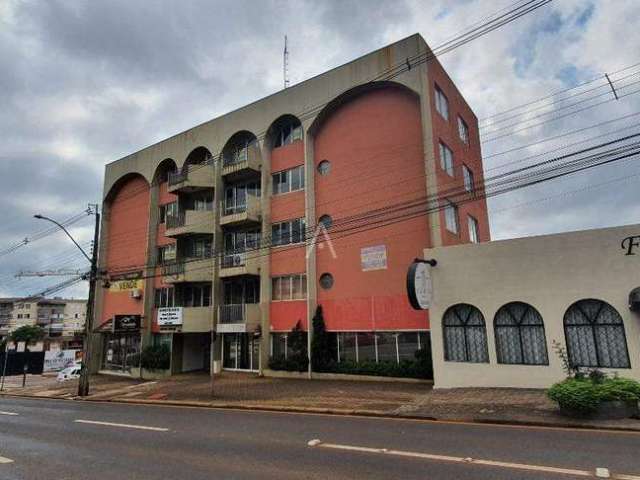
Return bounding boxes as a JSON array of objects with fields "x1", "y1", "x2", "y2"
[
  {"x1": 0, "y1": 456, "x2": 14, "y2": 464},
  {"x1": 74, "y1": 420, "x2": 169, "y2": 432},
  {"x1": 308, "y1": 440, "x2": 640, "y2": 479},
  {"x1": 0, "y1": 411, "x2": 18, "y2": 416}
]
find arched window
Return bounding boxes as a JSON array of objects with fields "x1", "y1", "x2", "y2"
[
  {"x1": 443, "y1": 304, "x2": 489, "y2": 363},
  {"x1": 494, "y1": 302, "x2": 548, "y2": 365},
  {"x1": 564, "y1": 299, "x2": 630, "y2": 369},
  {"x1": 269, "y1": 115, "x2": 302, "y2": 148}
]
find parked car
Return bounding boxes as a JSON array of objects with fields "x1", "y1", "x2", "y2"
[{"x1": 57, "y1": 365, "x2": 81, "y2": 382}]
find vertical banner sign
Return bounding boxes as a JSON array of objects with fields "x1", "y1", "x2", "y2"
[
  {"x1": 361, "y1": 245, "x2": 387, "y2": 271},
  {"x1": 407, "y1": 260, "x2": 433, "y2": 310}
]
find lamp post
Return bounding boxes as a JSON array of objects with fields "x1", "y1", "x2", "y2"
[{"x1": 34, "y1": 206, "x2": 100, "y2": 397}]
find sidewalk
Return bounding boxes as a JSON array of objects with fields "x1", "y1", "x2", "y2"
[{"x1": 3, "y1": 371, "x2": 639, "y2": 431}]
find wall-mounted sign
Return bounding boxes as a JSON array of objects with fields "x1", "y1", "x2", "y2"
[
  {"x1": 158, "y1": 307, "x2": 183, "y2": 326},
  {"x1": 622, "y1": 235, "x2": 640, "y2": 256},
  {"x1": 114, "y1": 315, "x2": 141, "y2": 332},
  {"x1": 361, "y1": 245, "x2": 387, "y2": 271},
  {"x1": 407, "y1": 259, "x2": 435, "y2": 310},
  {"x1": 109, "y1": 279, "x2": 144, "y2": 292}
]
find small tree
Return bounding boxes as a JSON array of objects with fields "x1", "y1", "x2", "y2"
[
  {"x1": 311, "y1": 305, "x2": 335, "y2": 371},
  {"x1": 287, "y1": 320, "x2": 308, "y2": 371},
  {"x1": 10, "y1": 325, "x2": 45, "y2": 348}
]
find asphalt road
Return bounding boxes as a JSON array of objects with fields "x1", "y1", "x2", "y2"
[{"x1": 0, "y1": 396, "x2": 639, "y2": 480}]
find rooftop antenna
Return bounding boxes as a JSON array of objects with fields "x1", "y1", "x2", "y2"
[{"x1": 283, "y1": 35, "x2": 290, "y2": 89}]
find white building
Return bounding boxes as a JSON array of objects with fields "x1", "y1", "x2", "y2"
[{"x1": 425, "y1": 223, "x2": 640, "y2": 389}]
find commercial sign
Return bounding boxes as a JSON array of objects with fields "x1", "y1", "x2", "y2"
[
  {"x1": 114, "y1": 315, "x2": 141, "y2": 332},
  {"x1": 407, "y1": 259, "x2": 434, "y2": 310},
  {"x1": 44, "y1": 350, "x2": 79, "y2": 372},
  {"x1": 361, "y1": 245, "x2": 387, "y2": 271},
  {"x1": 109, "y1": 279, "x2": 144, "y2": 292},
  {"x1": 158, "y1": 307, "x2": 183, "y2": 326}
]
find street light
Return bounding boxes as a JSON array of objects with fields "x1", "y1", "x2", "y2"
[{"x1": 34, "y1": 206, "x2": 100, "y2": 397}]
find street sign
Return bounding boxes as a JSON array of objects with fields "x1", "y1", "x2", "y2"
[{"x1": 407, "y1": 259, "x2": 435, "y2": 310}]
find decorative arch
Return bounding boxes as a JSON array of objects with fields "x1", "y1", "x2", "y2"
[
  {"x1": 266, "y1": 114, "x2": 303, "y2": 149},
  {"x1": 494, "y1": 302, "x2": 548, "y2": 365},
  {"x1": 308, "y1": 81, "x2": 420, "y2": 136},
  {"x1": 442, "y1": 303, "x2": 489, "y2": 363},
  {"x1": 152, "y1": 158, "x2": 178, "y2": 184},
  {"x1": 104, "y1": 172, "x2": 150, "y2": 205},
  {"x1": 184, "y1": 146, "x2": 213, "y2": 168},
  {"x1": 222, "y1": 130, "x2": 258, "y2": 166},
  {"x1": 563, "y1": 299, "x2": 630, "y2": 369}
]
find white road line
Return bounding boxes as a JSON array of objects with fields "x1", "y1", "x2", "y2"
[
  {"x1": 0, "y1": 456, "x2": 14, "y2": 464},
  {"x1": 74, "y1": 420, "x2": 169, "y2": 432},
  {"x1": 0, "y1": 411, "x2": 18, "y2": 416},
  {"x1": 308, "y1": 440, "x2": 640, "y2": 480}
]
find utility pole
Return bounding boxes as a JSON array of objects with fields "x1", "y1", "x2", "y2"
[
  {"x1": 78, "y1": 205, "x2": 99, "y2": 397},
  {"x1": 34, "y1": 205, "x2": 99, "y2": 397},
  {"x1": 283, "y1": 35, "x2": 290, "y2": 89}
]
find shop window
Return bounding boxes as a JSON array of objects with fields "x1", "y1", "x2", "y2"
[
  {"x1": 564, "y1": 299, "x2": 630, "y2": 368},
  {"x1": 443, "y1": 304, "x2": 489, "y2": 363},
  {"x1": 337, "y1": 332, "x2": 357, "y2": 362},
  {"x1": 494, "y1": 302, "x2": 548, "y2": 365},
  {"x1": 376, "y1": 332, "x2": 397, "y2": 363},
  {"x1": 397, "y1": 332, "x2": 422, "y2": 361}
]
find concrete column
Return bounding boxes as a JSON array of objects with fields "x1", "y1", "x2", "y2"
[
  {"x1": 303, "y1": 124, "x2": 317, "y2": 378},
  {"x1": 258, "y1": 138, "x2": 272, "y2": 376},
  {"x1": 211, "y1": 158, "x2": 224, "y2": 374},
  {"x1": 142, "y1": 182, "x2": 160, "y2": 349},
  {"x1": 416, "y1": 44, "x2": 442, "y2": 248}
]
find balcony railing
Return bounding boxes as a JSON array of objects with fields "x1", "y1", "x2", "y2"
[
  {"x1": 166, "y1": 211, "x2": 186, "y2": 229},
  {"x1": 219, "y1": 304, "x2": 248, "y2": 324},
  {"x1": 168, "y1": 170, "x2": 188, "y2": 186},
  {"x1": 222, "y1": 251, "x2": 246, "y2": 269},
  {"x1": 223, "y1": 147, "x2": 249, "y2": 167},
  {"x1": 162, "y1": 262, "x2": 185, "y2": 277}
]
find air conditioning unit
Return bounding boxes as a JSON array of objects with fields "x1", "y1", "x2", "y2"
[
  {"x1": 233, "y1": 254, "x2": 243, "y2": 266},
  {"x1": 130, "y1": 289, "x2": 142, "y2": 299}
]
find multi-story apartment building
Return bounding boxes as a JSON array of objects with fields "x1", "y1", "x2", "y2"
[
  {"x1": 94, "y1": 34, "x2": 490, "y2": 376},
  {"x1": 0, "y1": 297, "x2": 86, "y2": 350}
]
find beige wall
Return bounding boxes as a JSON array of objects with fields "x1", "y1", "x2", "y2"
[{"x1": 425, "y1": 224, "x2": 640, "y2": 389}]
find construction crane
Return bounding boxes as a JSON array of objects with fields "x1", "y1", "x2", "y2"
[{"x1": 15, "y1": 269, "x2": 89, "y2": 279}]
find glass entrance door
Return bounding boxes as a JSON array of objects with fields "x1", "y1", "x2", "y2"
[{"x1": 222, "y1": 333, "x2": 259, "y2": 371}]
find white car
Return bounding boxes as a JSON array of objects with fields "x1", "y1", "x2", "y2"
[{"x1": 57, "y1": 366, "x2": 81, "y2": 382}]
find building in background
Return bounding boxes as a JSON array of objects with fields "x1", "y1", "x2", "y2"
[
  {"x1": 95, "y1": 33, "x2": 490, "y2": 376},
  {"x1": 0, "y1": 297, "x2": 86, "y2": 351},
  {"x1": 425, "y1": 223, "x2": 640, "y2": 389}
]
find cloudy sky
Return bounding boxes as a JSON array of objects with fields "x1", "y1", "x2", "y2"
[{"x1": 1, "y1": 0, "x2": 639, "y2": 298}]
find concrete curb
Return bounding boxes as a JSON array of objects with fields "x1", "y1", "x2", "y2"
[{"x1": 3, "y1": 392, "x2": 640, "y2": 433}]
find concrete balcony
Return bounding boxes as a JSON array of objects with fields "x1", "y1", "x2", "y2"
[
  {"x1": 217, "y1": 303, "x2": 261, "y2": 333},
  {"x1": 221, "y1": 145, "x2": 261, "y2": 180},
  {"x1": 168, "y1": 163, "x2": 215, "y2": 193},
  {"x1": 161, "y1": 259, "x2": 213, "y2": 284},
  {"x1": 157, "y1": 306, "x2": 213, "y2": 333},
  {"x1": 219, "y1": 195, "x2": 261, "y2": 227},
  {"x1": 165, "y1": 209, "x2": 215, "y2": 237},
  {"x1": 218, "y1": 251, "x2": 260, "y2": 278}
]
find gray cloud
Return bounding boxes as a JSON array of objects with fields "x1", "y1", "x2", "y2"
[{"x1": 0, "y1": 0, "x2": 639, "y2": 297}]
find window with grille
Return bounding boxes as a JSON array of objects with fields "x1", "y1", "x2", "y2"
[
  {"x1": 564, "y1": 299, "x2": 630, "y2": 368},
  {"x1": 494, "y1": 302, "x2": 548, "y2": 365},
  {"x1": 443, "y1": 304, "x2": 489, "y2": 363}
]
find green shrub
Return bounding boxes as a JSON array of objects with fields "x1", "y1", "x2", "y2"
[
  {"x1": 140, "y1": 344, "x2": 171, "y2": 371},
  {"x1": 269, "y1": 355, "x2": 308, "y2": 372},
  {"x1": 548, "y1": 377, "x2": 640, "y2": 414}
]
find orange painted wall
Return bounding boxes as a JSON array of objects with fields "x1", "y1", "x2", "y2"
[
  {"x1": 270, "y1": 138, "x2": 308, "y2": 331},
  {"x1": 313, "y1": 87, "x2": 430, "y2": 332},
  {"x1": 152, "y1": 179, "x2": 177, "y2": 331},
  {"x1": 427, "y1": 60, "x2": 490, "y2": 246},
  {"x1": 102, "y1": 175, "x2": 150, "y2": 323}
]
